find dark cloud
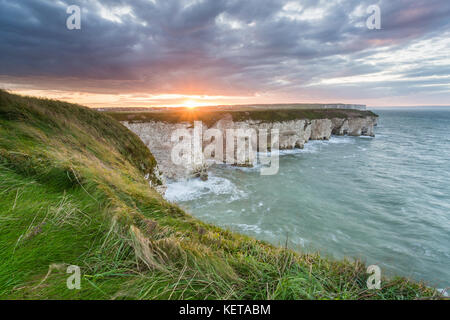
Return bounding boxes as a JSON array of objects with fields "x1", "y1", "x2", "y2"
[{"x1": 0, "y1": 0, "x2": 449, "y2": 104}]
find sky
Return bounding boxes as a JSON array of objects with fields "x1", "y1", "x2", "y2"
[{"x1": 0, "y1": 0, "x2": 449, "y2": 108}]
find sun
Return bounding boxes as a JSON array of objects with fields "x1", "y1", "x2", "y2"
[
  {"x1": 184, "y1": 100, "x2": 199, "y2": 109},
  {"x1": 182, "y1": 99, "x2": 212, "y2": 109}
]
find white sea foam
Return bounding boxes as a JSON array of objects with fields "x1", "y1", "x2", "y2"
[
  {"x1": 226, "y1": 223, "x2": 278, "y2": 239},
  {"x1": 277, "y1": 147, "x2": 317, "y2": 155},
  {"x1": 326, "y1": 136, "x2": 356, "y2": 144},
  {"x1": 164, "y1": 175, "x2": 246, "y2": 202}
]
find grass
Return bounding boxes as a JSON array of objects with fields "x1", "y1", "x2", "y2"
[
  {"x1": 106, "y1": 108, "x2": 378, "y2": 127},
  {"x1": 0, "y1": 90, "x2": 438, "y2": 299}
]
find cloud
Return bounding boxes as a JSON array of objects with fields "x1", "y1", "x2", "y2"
[{"x1": 0, "y1": 0, "x2": 449, "y2": 106}]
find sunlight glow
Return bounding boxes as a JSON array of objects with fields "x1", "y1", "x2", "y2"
[{"x1": 183, "y1": 100, "x2": 208, "y2": 109}]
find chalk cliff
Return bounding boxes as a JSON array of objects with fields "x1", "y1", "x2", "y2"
[{"x1": 122, "y1": 113, "x2": 377, "y2": 182}]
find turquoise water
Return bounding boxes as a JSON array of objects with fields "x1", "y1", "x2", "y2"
[{"x1": 166, "y1": 107, "x2": 450, "y2": 289}]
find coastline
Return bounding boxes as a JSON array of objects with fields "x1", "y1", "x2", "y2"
[{"x1": 116, "y1": 108, "x2": 378, "y2": 182}]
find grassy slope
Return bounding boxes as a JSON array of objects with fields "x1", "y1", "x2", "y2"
[
  {"x1": 0, "y1": 90, "x2": 436, "y2": 299},
  {"x1": 107, "y1": 108, "x2": 378, "y2": 127}
]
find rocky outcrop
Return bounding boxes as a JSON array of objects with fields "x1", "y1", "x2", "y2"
[
  {"x1": 122, "y1": 114, "x2": 377, "y2": 182},
  {"x1": 331, "y1": 117, "x2": 377, "y2": 136}
]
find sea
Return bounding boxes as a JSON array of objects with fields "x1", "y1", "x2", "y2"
[{"x1": 165, "y1": 107, "x2": 450, "y2": 290}]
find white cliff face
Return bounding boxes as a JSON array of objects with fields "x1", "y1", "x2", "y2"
[
  {"x1": 331, "y1": 117, "x2": 377, "y2": 136},
  {"x1": 310, "y1": 119, "x2": 333, "y2": 140},
  {"x1": 123, "y1": 115, "x2": 377, "y2": 181},
  {"x1": 123, "y1": 121, "x2": 193, "y2": 181}
]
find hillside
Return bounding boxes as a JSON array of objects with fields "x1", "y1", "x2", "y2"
[{"x1": 0, "y1": 90, "x2": 437, "y2": 299}]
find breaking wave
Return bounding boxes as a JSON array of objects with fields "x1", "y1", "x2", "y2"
[{"x1": 165, "y1": 175, "x2": 246, "y2": 202}]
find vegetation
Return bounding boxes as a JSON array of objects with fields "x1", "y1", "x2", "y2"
[
  {"x1": 107, "y1": 108, "x2": 378, "y2": 127},
  {"x1": 0, "y1": 90, "x2": 437, "y2": 299}
]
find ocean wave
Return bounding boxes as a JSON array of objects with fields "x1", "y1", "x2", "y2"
[
  {"x1": 164, "y1": 175, "x2": 246, "y2": 202},
  {"x1": 277, "y1": 147, "x2": 317, "y2": 155},
  {"x1": 325, "y1": 136, "x2": 356, "y2": 144}
]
